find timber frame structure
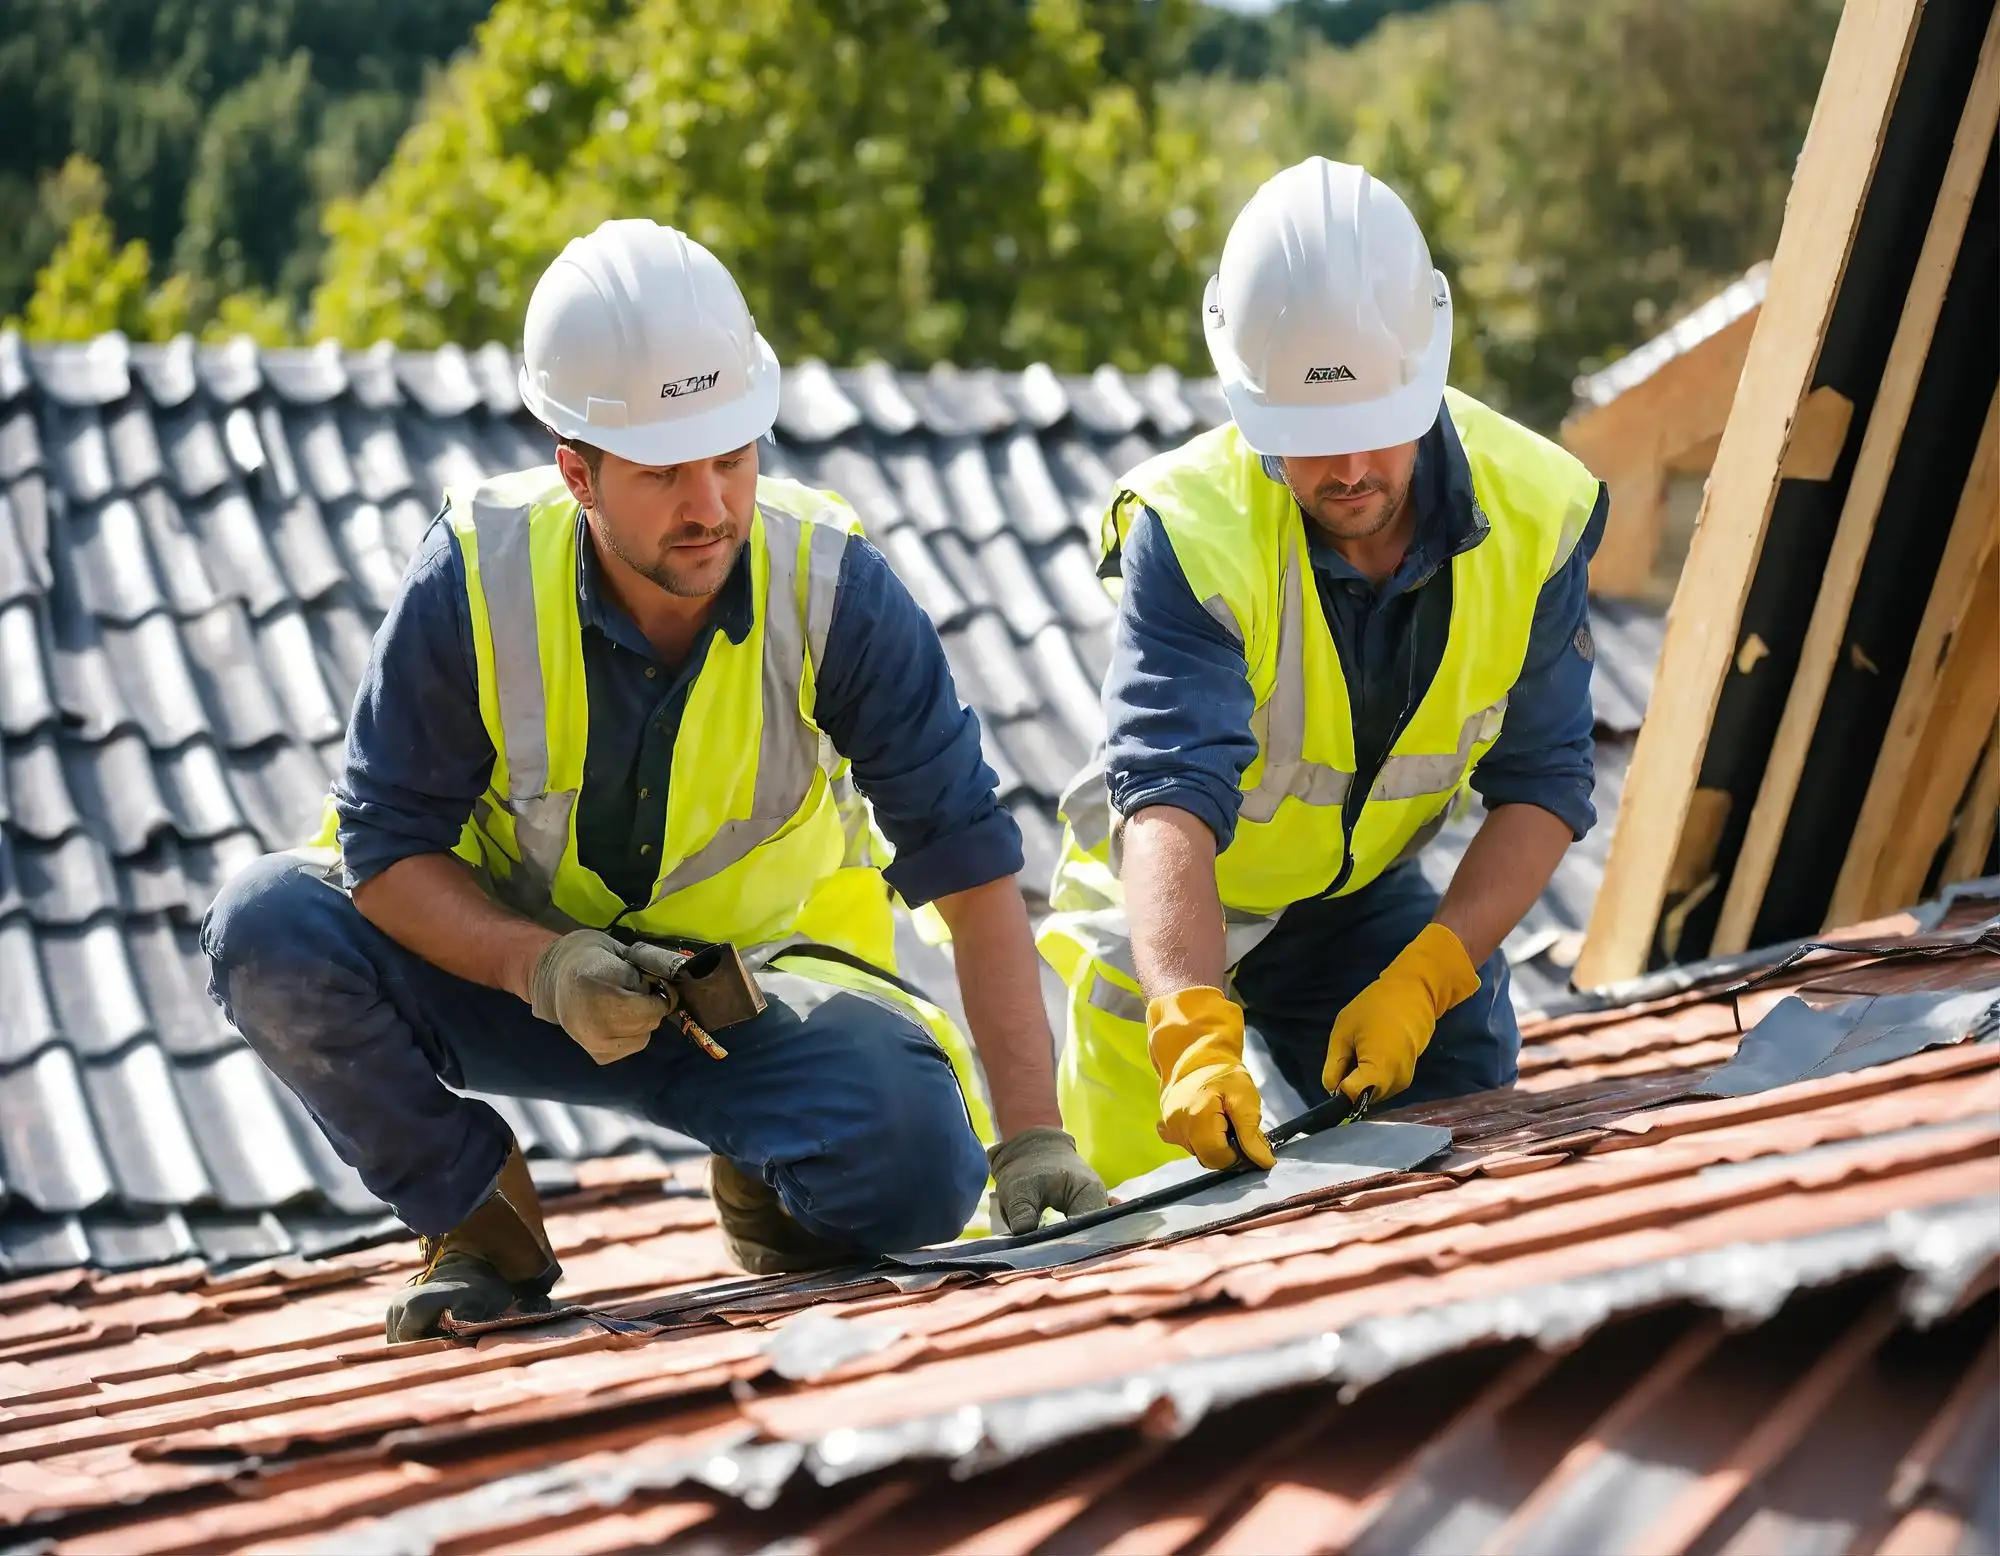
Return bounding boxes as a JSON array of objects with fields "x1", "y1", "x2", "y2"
[{"x1": 1578, "y1": 0, "x2": 2000, "y2": 986}]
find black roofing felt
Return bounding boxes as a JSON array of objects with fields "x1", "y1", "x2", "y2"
[{"x1": 0, "y1": 330, "x2": 1661, "y2": 1269}]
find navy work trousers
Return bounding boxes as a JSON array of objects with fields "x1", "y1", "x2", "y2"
[
  {"x1": 1232, "y1": 861, "x2": 1521, "y2": 1112},
  {"x1": 200, "y1": 853, "x2": 989, "y2": 1248}
]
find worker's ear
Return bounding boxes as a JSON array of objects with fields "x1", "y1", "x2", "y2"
[{"x1": 555, "y1": 444, "x2": 595, "y2": 508}]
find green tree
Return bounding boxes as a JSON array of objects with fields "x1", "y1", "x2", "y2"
[{"x1": 310, "y1": 0, "x2": 1223, "y2": 371}]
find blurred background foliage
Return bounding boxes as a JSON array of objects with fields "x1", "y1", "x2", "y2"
[{"x1": 2, "y1": 0, "x2": 1840, "y2": 427}]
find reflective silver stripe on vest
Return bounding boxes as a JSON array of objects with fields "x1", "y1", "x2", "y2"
[
  {"x1": 1238, "y1": 553, "x2": 1355, "y2": 826},
  {"x1": 1086, "y1": 969, "x2": 1147, "y2": 1024},
  {"x1": 470, "y1": 493, "x2": 549, "y2": 802},
  {"x1": 803, "y1": 518, "x2": 846, "y2": 670},
  {"x1": 647, "y1": 504, "x2": 822, "y2": 903},
  {"x1": 1370, "y1": 696, "x2": 1508, "y2": 803},
  {"x1": 1201, "y1": 593, "x2": 1243, "y2": 644},
  {"x1": 1058, "y1": 756, "x2": 1115, "y2": 854}
]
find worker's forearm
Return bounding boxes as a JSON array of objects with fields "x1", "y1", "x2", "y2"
[
  {"x1": 1434, "y1": 803, "x2": 1574, "y2": 966},
  {"x1": 932, "y1": 876, "x2": 1062, "y2": 1138},
  {"x1": 1122, "y1": 805, "x2": 1227, "y2": 999},
  {"x1": 351, "y1": 853, "x2": 559, "y2": 1002}
]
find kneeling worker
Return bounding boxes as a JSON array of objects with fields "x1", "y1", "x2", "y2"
[
  {"x1": 1041, "y1": 158, "x2": 1609, "y2": 1189},
  {"x1": 202, "y1": 219, "x2": 1106, "y2": 1339}
]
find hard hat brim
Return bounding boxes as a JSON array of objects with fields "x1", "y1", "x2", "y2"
[
  {"x1": 1216, "y1": 288, "x2": 1454, "y2": 459},
  {"x1": 519, "y1": 333, "x2": 782, "y2": 469}
]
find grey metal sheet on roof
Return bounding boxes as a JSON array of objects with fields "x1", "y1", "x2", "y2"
[{"x1": 0, "y1": 331, "x2": 1660, "y2": 1262}]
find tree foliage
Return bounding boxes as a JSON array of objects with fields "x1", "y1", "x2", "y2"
[
  {"x1": 310, "y1": 0, "x2": 1224, "y2": 372},
  {"x1": 0, "y1": 0, "x2": 491, "y2": 329}
]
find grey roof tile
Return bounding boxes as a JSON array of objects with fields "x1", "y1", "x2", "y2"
[
  {"x1": 154, "y1": 402, "x2": 233, "y2": 501},
  {"x1": 221, "y1": 403, "x2": 266, "y2": 477},
  {"x1": 265, "y1": 494, "x2": 348, "y2": 605},
  {"x1": 178, "y1": 830, "x2": 264, "y2": 920},
  {"x1": 70, "y1": 497, "x2": 167, "y2": 623},
  {"x1": 0, "y1": 329, "x2": 28, "y2": 402},
  {"x1": 125, "y1": 915, "x2": 235, "y2": 1057},
  {"x1": 0, "y1": 491, "x2": 36, "y2": 610},
  {"x1": 476, "y1": 417, "x2": 545, "y2": 474},
  {"x1": 877, "y1": 524, "x2": 967, "y2": 628},
  {"x1": 0, "y1": 405, "x2": 43, "y2": 481},
  {"x1": 0, "y1": 1214, "x2": 90, "y2": 1272},
  {"x1": 252, "y1": 403, "x2": 304, "y2": 503},
  {"x1": 470, "y1": 341, "x2": 522, "y2": 418},
  {"x1": 16, "y1": 831, "x2": 119, "y2": 925},
  {"x1": 62, "y1": 730, "x2": 172, "y2": 856},
  {"x1": 344, "y1": 341, "x2": 403, "y2": 410},
  {"x1": 978, "y1": 724, "x2": 1026, "y2": 803},
  {"x1": 397, "y1": 342, "x2": 483, "y2": 419},
  {"x1": 348, "y1": 412, "x2": 418, "y2": 504},
  {"x1": 939, "y1": 438, "x2": 1010, "y2": 543},
  {"x1": 978, "y1": 532, "x2": 1058, "y2": 641},
  {"x1": 308, "y1": 591, "x2": 376, "y2": 713},
  {"x1": 1026, "y1": 622, "x2": 1105, "y2": 748},
  {"x1": 83, "y1": 1211, "x2": 197, "y2": 1269},
  {"x1": 46, "y1": 583, "x2": 137, "y2": 743},
  {"x1": 0, "y1": 1045, "x2": 115, "y2": 1212},
  {"x1": 29, "y1": 335, "x2": 131, "y2": 408},
  {"x1": 755, "y1": 435, "x2": 798, "y2": 482},
  {"x1": 293, "y1": 406, "x2": 358, "y2": 504},
  {"x1": 1006, "y1": 362, "x2": 1070, "y2": 430},
  {"x1": 0, "y1": 913, "x2": 58, "y2": 1063},
  {"x1": 104, "y1": 397, "x2": 166, "y2": 491},
  {"x1": 807, "y1": 443, "x2": 903, "y2": 535},
  {"x1": 334, "y1": 498, "x2": 408, "y2": 611},
  {"x1": 992, "y1": 715, "x2": 1087, "y2": 802},
  {"x1": 226, "y1": 738, "x2": 331, "y2": 851},
  {"x1": 4, "y1": 730, "x2": 78, "y2": 841},
  {"x1": 943, "y1": 614, "x2": 1039, "y2": 720},
  {"x1": 179, "y1": 601, "x2": 288, "y2": 748},
  {"x1": 1132, "y1": 366, "x2": 1199, "y2": 441},
  {"x1": 262, "y1": 1080, "x2": 383, "y2": 1214},
  {"x1": 190, "y1": 1211, "x2": 292, "y2": 1265},
  {"x1": 98, "y1": 611, "x2": 204, "y2": 747},
  {"x1": 910, "y1": 364, "x2": 1016, "y2": 439},
  {"x1": 175, "y1": 1046, "x2": 323, "y2": 1209},
  {"x1": 841, "y1": 362, "x2": 922, "y2": 437},
  {"x1": 401, "y1": 415, "x2": 490, "y2": 495},
  {"x1": 1182, "y1": 375, "x2": 1231, "y2": 427},
  {"x1": 1105, "y1": 430, "x2": 1161, "y2": 482},
  {"x1": 117, "y1": 835, "x2": 191, "y2": 919},
  {"x1": 927, "y1": 530, "x2": 995, "y2": 619},
  {"x1": 195, "y1": 337, "x2": 263, "y2": 404},
  {"x1": 1064, "y1": 365, "x2": 1147, "y2": 437},
  {"x1": 1040, "y1": 538, "x2": 1117, "y2": 631},
  {"x1": 134, "y1": 486, "x2": 222, "y2": 616},
  {"x1": 153, "y1": 739, "x2": 245, "y2": 842},
  {"x1": 7, "y1": 472, "x2": 52, "y2": 582},
  {"x1": 42, "y1": 918, "x2": 149, "y2": 1057},
  {"x1": 130, "y1": 335, "x2": 198, "y2": 409},
  {"x1": 260, "y1": 341, "x2": 349, "y2": 406},
  {"x1": 1047, "y1": 435, "x2": 1122, "y2": 530},
  {"x1": 994, "y1": 428, "x2": 1073, "y2": 545},
  {"x1": 192, "y1": 489, "x2": 290, "y2": 618},
  {"x1": 383, "y1": 494, "x2": 434, "y2": 564},
  {"x1": 0, "y1": 835, "x2": 24, "y2": 920},
  {"x1": 0, "y1": 600, "x2": 58, "y2": 736},
  {"x1": 45, "y1": 402, "x2": 115, "y2": 504},
  {"x1": 883, "y1": 445, "x2": 955, "y2": 534},
  {"x1": 1013, "y1": 802, "x2": 1063, "y2": 896},
  {"x1": 777, "y1": 358, "x2": 863, "y2": 444},
  {"x1": 255, "y1": 606, "x2": 346, "y2": 745}
]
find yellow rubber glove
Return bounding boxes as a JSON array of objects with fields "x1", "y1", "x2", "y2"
[
  {"x1": 1148, "y1": 987, "x2": 1277, "y2": 1171},
  {"x1": 1324, "y1": 922, "x2": 1481, "y2": 1103}
]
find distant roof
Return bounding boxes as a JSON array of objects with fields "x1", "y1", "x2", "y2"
[
  {"x1": 0, "y1": 330, "x2": 1660, "y2": 1270},
  {"x1": 1572, "y1": 263, "x2": 1771, "y2": 411}
]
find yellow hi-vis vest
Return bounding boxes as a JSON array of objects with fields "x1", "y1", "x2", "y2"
[
  {"x1": 1037, "y1": 388, "x2": 1600, "y2": 1188},
  {"x1": 308, "y1": 466, "x2": 995, "y2": 1145}
]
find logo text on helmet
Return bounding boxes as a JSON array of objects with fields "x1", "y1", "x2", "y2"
[
  {"x1": 661, "y1": 371, "x2": 722, "y2": 399},
  {"x1": 1305, "y1": 366, "x2": 1358, "y2": 384}
]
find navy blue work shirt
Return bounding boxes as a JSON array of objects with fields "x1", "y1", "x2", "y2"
[
  {"x1": 332, "y1": 502, "x2": 1022, "y2": 912},
  {"x1": 1103, "y1": 408, "x2": 1610, "y2": 852}
]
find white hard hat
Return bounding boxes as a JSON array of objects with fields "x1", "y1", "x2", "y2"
[
  {"x1": 518, "y1": 219, "x2": 780, "y2": 467},
  {"x1": 1203, "y1": 157, "x2": 1453, "y2": 457}
]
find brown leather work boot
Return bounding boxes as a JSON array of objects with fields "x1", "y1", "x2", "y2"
[
  {"x1": 708, "y1": 1155, "x2": 862, "y2": 1275},
  {"x1": 385, "y1": 1143, "x2": 562, "y2": 1342}
]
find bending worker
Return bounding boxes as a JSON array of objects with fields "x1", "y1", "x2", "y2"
[
  {"x1": 201, "y1": 219, "x2": 1106, "y2": 1340},
  {"x1": 1040, "y1": 158, "x2": 1608, "y2": 1189}
]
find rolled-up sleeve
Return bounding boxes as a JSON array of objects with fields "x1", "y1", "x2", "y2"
[
  {"x1": 1103, "y1": 506, "x2": 1258, "y2": 850},
  {"x1": 813, "y1": 535, "x2": 1022, "y2": 906},
  {"x1": 330, "y1": 518, "x2": 496, "y2": 888},
  {"x1": 1469, "y1": 485, "x2": 1611, "y2": 839}
]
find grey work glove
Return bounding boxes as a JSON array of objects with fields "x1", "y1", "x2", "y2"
[
  {"x1": 529, "y1": 929, "x2": 668, "y2": 1065},
  {"x1": 986, "y1": 1126, "x2": 1111, "y2": 1235}
]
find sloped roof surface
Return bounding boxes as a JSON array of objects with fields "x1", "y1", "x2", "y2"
[
  {"x1": 1571, "y1": 263, "x2": 1771, "y2": 411},
  {"x1": 0, "y1": 329, "x2": 1659, "y2": 1263},
  {"x1": 3, "y1": 885, "x2": 1996, "y2": 1552}
]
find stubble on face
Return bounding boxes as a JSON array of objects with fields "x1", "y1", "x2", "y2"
[
  {"x1": 1294, "y1": 468, "x2": 1411, "y2": 542},
  {"x1": 590, "y1": 484, "x2": 748, "y2": 598}
]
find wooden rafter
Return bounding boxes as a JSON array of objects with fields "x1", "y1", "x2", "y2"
[
  {"x1": 1574, "y1": 0, "x2": 1929, "y2": 989},
  {"x1": 1710, "y1": 4, "x2": 2000, "y2": 953}
]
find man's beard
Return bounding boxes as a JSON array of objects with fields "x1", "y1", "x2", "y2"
[
  {"x1": 1298, "y1": 472, "x2": 1410, "y2": 542},
  {"x1": 593, "y1": 493, "x2": 744, "y2": 598}
]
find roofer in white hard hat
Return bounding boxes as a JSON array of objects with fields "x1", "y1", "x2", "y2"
[
  {"x1": 202, "y1": 218, "x2": 1107, "y2": 1340},
  {"x1": 1038, "y1": 158, "x2": 1611, "y2": 1189}
]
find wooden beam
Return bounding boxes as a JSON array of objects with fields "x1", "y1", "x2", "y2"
[
  {"x1": 1583, "y1": 462, "x2": 1669, "y2": 597},
  {"x1": 1574, "y1": 0, "x2": 1929, "y2": 989},
  {"x1": 1710, "y1": 4, "x2": 2000, "y2": 953},
  {"x1": 1777, "y1": 387, "x2": 1856, "y2": 480},
  {"x1": 1827, "y1": 390, "x2": 2000, "y2": 922},
  {"x1": 1940, "y1": 724, "x2": 2000, "y2": 887}
]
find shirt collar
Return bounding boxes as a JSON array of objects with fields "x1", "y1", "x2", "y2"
[
  {"x1": 571, "y1": 505, "x2": 756, "y2": 657},
  {"x1": 1258, "y1": 404, "x2": 1489, "y2": 596}
]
